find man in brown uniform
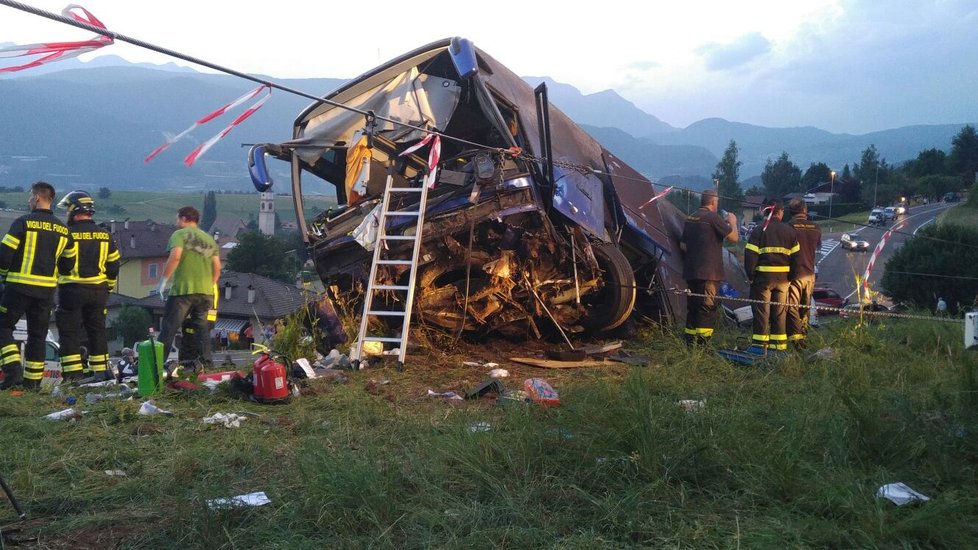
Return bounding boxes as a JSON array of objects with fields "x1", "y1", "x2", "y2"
[
  {"x1": 785, "y1": 199, "x2": 821, "y2": 349},
  {"x1": 680, "y1": 189, "x2": 738, "y2": 346},
  {"x1": 744, "y1": 201, "x2": 799, "y2": 352}
]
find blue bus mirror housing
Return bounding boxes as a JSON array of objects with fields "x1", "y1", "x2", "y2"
[
  {"x1": 248, "y1": 144, "x2": 273, "y2": 192},
  {"x1": 449, "y1": 37, "x2": 478, "y2": 80}
]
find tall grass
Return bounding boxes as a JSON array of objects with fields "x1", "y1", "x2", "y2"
[{"x1": 1, "y1": 318, "x2": 977, "y2": 547}]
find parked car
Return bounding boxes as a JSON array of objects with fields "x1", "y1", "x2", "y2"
[
  {"x1": 247, "y1": 37, "x2": 746, "y2": 340},
  {"x1": 813, "y1": 288, "x2": 849, "y2": 314},
  {"x1": 883, "y1": 206, "x2": 896, "y2": 221},
  {"x1": 840, "y1": 232, "x2": 870, "y2": 251},
  {"x1": 868, "y1": 208, "x2": 884, "y2": 225}
]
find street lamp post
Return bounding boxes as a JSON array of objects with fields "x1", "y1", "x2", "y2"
[
  {"x1": 829, "y1": 170, "x2": 836, "y2": 219},
  {"x1": 873, "y1": 165, "x2": 879, "y2": 208}
]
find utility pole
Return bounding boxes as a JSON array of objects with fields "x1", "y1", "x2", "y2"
[
  {"x1": 874, "y1": 165, "x2": 879, "y2": 208},
  {"x1": 829, "y1": 170, "x2": 836, "y2": 219}
]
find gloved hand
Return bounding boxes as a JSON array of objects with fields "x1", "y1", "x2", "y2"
[{"x1": 156, "y1": 276, "x2": 169, "y2": 301}]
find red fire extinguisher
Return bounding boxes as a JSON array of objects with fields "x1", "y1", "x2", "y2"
[{"x1": 252, "y1": 345, "x2": 290, "y2": 403}]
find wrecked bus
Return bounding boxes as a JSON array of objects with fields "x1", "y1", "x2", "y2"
[{"x1": 249, "y1": 37, "x2": 739, "y2": 339}]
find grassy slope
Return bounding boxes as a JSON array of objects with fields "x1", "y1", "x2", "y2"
[
  {"x1": 939, "y1": 202, "x2": 978, "y2": 230},
  {"x1": 1, "y1": 319, "x2": 977, "y2": 548},
  {"x1": 0, "y1": 191, "x2": 337, "y2": 225}
]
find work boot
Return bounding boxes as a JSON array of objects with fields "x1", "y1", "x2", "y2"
[
  {"x1": 21, "y1": 378, "x2": 40, "y2": 390},
  {"x1": 62, "y1": 370, "x2": 85, "y2": 383},
  {"x1": 0, "y1": 364, "x2": 24, "y2": 390}
]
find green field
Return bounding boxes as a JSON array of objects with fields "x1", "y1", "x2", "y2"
[
  {"x1": 0, "y1": 190, "x2": 338, "y2": 226},
  {"x1": 1, "y1": 317, "x2": 976, "y2": 547},
  {"x1": 939, "y1": 203, "x2": 978, "y2": 230}
]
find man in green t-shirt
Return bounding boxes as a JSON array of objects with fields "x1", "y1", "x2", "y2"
[{"x1": 158, "y1": 206, "x2": 221, "y2": 370}]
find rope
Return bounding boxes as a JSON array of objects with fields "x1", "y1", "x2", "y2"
[{"x1": 667, "y1": 287, "x2": 965, "y2": 324}]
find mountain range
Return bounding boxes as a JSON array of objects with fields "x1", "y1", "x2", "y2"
[{"x1": 1, "y1": 57, "x2": 972, "y2": 193}]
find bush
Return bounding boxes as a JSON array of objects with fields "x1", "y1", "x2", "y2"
[{"x1": 881, "y1": 223, "x2": 978, "y2": 313}]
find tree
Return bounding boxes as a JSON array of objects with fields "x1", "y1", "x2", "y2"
[
  {"x1": 906, "y1": 148, "x2": 949, "y2": 178},
  {"x1": 948, "y1": 124, "x2": 978, "y2": 184},
  {"x1": 881, "y1": 223, "x2": 978, "y2": 314},
  {"x1": 97, "y1": 187, "x2": 112, "y2": 199},
  {"x1": 713, "y1": 140, "x2": 744, "y2": 213},
  {"x1": 110, "y1": 306, "x2": 153, "y2": 347},
  {"x1": 800, "y1": 162, "x2": 833, "y2": 194},
  {"x1": 226, "y1": 231, "x2": 301, "y2": 283},
  {"x1": 201, "y1": 191, "x2": 217, "y2": 232},
  {"x1": 761, "y1": 152, "x2": 801, "y2": 200}
]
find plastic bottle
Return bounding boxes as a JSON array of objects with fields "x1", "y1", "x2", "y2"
[{"x1": 137, "y1": 335, "x2": 164, "y2": 397}]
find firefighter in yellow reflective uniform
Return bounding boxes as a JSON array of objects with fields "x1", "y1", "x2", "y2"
[
  {"x1": 55, "y1": 190, "x2": 121, "y2": 382},
  {"x1": 744, "y1": 201, "x2": 799, "y2": 352},
  {"x1": 0, "y1": 182, "x2": 75, "y2": 390}
]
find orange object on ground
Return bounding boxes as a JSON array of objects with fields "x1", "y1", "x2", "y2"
[{"x1": 523, "y1": 378, "x2": 560, "y2": 407}]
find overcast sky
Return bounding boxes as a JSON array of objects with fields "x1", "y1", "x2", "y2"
[{"x1": 2, "y1": 0, "x2": 975, "y2": 134}]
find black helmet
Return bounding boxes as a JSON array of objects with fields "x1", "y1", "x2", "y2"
[{"x1": 57, "y1": 190, "x2": 95, "y2": 216}]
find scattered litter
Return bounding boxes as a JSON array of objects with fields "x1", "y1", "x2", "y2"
[
  {"x1": 78, "y1": 380, "x2": 117, "y2": 388},
  {"x1": 488, "y1": 368, "x2": 509, "y2": 378},
  {"x1": 510, "y1": 357, "x2": 617, "y2": 369},
  {"x1": 362, "y1": 341, "x2": 383, "y2": 356},
  {"x1": 317, "y1": 349, "x2": 341, "y2": 368},
  {"x1": 44, "y1": 408, "x2": 80, "y2": 421},
  {"x1": 104, "y1": 470, "x2": 127, "y2": 477},
  {"x1": 678, "y1": 399, "x2": 706, "y2": 413},
  {"x1": 294, "y1": 358, "x2": 316, "y2": 379},
  {"x1": 427, "y1": 389, "x2": 464, "y2": 401},
  {"x1": 206, "y1": 491, "x2": 271, "y2": 509},
  {"x1": 808, "y1": 347, "x2": 836, "y2": 362},
  {"x1": 608, "y1": 355, "x2": 650, "y2": 367},
  {"x1": 382, "y1": 348, "x2": 401, "y2": 356},
  {"x1": 523, "y1": 378, "x2": 560, "y2": 407},
  {"x1": 468, "y1": 421, "x2": 491, "y2": 433},
  {"x1": 462, "y1": 361, "x2": 500, "y2": 368},
  {"x1": 139, "y1": 401, "x2": 173, "y2": 416},
  {"x1": 877, "y1": 482, "x2": 930, "y2": 505},
  {"x1": 581, "y1": 340, "x2": 624, "y2": 356},
  {"x1": 497, "y1": 390, "x2": 530, "y2": 407},
  {"x1": 465, "y1": 379, "x2": 504, "y2": 400},
  {"x1": 64, "y1": 396, "x2": 77, "y2": 406},
  {"x1": 85, "y1": 385, "x2": 137, "y2": 404},
  {"x1": 203, "y1": 412, "x2": 248, "y2": 428}
]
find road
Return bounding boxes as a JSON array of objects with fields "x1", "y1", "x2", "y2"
[{"x1": 815, "y1": 202, "x2": 953, "y2": 303}]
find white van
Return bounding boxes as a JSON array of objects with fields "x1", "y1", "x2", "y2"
[{"x1": 13, "y1": 319, "x2": 61, "y2": 387}]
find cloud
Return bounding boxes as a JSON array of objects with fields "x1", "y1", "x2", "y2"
[{"x1": 695, "y1": 32, "x2": 772, "y2": 71}]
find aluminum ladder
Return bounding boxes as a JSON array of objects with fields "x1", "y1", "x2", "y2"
[{"x1": 352, "y1": 170, "x2": 431, "y2": 370}]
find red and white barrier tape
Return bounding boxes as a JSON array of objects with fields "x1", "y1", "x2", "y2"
[
  {"x1": 145, "y1": 84, "x2": 271, "y2": 166},
  {"x1": 0, "y1": 5, "x2": 112, "y2": 73},
  {"x1": 863, "y1": 222, "x2": 904, "y2": 292},
  {"x1": 399, "y1": 133, "x2": 441, "y2": 189},
  {"x1": 638, "y1": 185, "x2": 674, "y2": 210}
]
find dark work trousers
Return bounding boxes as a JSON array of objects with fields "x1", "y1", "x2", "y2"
[
  {"x1": 0, "y1": 285, "x2": 54, "y2": 382},
  {"x1": 786, "y1": 275, "x2": 816, "y2": 344},
  {"x1": 57, "y1": 284, "x2": 110, "y2": 374},
  {"x1": 684, "y1": 279, "x2": 719, "y2": 343},
  {"x1": 159, "y1": 294, "x2": 212, "y2": 366},
  {"x1": 750, "y1": 277, "x2": 790, "y2": 350}
]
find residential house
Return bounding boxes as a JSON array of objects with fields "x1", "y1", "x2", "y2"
[
  {"x1": 740, "y1": 195, "x2": 768, "y2": 223},
  {"x1": 208, "y1": 215, "x2": 248, "y2": 262},
  {"x1": 108, "y1": 219, "x2": 175, "y2": 298},
  {"x1": 132, "y1": 270, "x2": 315, "y2": 345}
]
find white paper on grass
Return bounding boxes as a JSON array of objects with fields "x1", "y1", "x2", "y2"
[
  {"x1": 295, "y1": 357, "x2": 316, "y2": 379},
  {"x1": 877, "y1": 482, "x2": 930, "y2": 505},
  {"x1": 427, "y1": 389, "x2": 463, "y2": 400},
  {"x1": 207, "y1": 491, "x2": 271, "y2": 509}
]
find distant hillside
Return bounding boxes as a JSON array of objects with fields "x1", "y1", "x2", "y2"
[
  {"x1": 1, "y1": 59, "x2": 973, "y2": 192},
  {"x1": 524, "y1": 77, "x2": 677, "y2": 137},
  {"x1": 0, "y1": 66, "x2": 344, "y2": 191}
]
